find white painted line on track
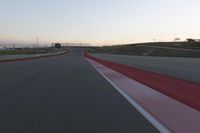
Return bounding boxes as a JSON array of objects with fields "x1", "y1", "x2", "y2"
[{"x1": 86, "y1": 58, "x2": 171, "y2": 133}]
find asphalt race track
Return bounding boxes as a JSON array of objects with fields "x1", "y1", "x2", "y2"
[{"x1": 0, "y1": 48, "x2": 158, "y2": 133}]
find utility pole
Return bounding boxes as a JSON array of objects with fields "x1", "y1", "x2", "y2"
[
  {"x1": 12, "y1": 43, "x2": 15, "y2": 49},
  {"x1": 36, "y1": 37, "x2": 39, "y2": 48}
]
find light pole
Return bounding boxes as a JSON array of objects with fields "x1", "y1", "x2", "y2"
[{"x1": 36, "y1": 37, "x2": 39, "y2": 48}]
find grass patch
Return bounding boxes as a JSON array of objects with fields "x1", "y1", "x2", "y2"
[
  {"x1": 0, "y1": 49, "x2": 47, "y2": 55},
  {"x1": 88, "y1": 42, "x2": 200, "y2": 58}
]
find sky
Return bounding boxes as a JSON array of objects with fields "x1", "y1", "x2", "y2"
[{"x1": 0, "y1": 0, "x2": 200, "y2": 46}]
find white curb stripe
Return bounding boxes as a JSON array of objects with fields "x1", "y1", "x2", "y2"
[{"x1": 87, "y1": 58, "x2": 171, "y2": 133}]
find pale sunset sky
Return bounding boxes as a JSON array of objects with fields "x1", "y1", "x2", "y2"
[{"x1": 0, "y1": 0, "x2": 200, "y2": 46}]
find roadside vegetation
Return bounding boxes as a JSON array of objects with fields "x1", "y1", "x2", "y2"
[
  {"x1": 87, "y1": 42, "x2": 200, "y2": 58},
  {"x1": 0, "y1": 48, "x2": 59, "y2": 55}
]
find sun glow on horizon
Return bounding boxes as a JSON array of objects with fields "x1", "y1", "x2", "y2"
[{"x1": 0, "y1": 0, "x2": 200, "y2": 46}]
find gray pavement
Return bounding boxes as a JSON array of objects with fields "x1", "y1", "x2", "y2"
[
  {"x1": 0, "y1": 48, "x2": 158, "y2": 133},
  {"x1": 92, "y1": 53, "x2": 200, "y2": 83}
]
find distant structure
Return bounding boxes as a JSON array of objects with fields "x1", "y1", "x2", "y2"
[
  {"x1": 52, "y1": 42, "x2": 90, "y2": 47},
  {"x1": 187, "y1": 38, "x2": 200, "y2": 43},
  {"x1": 54, "y1": 43, "x2": 62, "y2": 48},
  {"x1": 174, "y1": 38, "x2": 181, "y2": 41}
]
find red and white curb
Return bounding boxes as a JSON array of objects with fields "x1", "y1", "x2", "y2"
[{"x1": 86, "y1": 58, "x2": 200, "y2": 133}]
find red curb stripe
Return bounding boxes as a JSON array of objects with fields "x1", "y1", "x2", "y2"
[
  {"x1": 88, "y1": 58, "x2": 200, "y2": 133},
  {"x1": 0, "y1": 51, "x2": 69, "y2": 63},
  {"x1": 85, "y1": 53, "x2": 200, "y2": 111}
]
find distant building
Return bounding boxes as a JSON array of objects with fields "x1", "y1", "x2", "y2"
[
  {"x1": 174, "y1": 38, "x2": 181, "y2": 41},
  {"x1": 54, "y1": 43, "x2": 61, "y2": 48},
  {"x1": 187, "y1": 38, "x2": 200, "y2": 43}
]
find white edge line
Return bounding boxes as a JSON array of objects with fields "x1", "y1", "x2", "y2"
[{"x1": 86, "y1": 58, "x2": 171, "y2": 133}]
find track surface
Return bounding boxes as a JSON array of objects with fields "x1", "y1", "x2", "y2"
[
  {"x1": 92, "y1": 53, "x2": 200, "y2": 83},
  {"x1": 0, "y1": 48, "x2": 158, "y2": 133}
]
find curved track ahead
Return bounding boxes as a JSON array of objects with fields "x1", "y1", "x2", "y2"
[{"x1": 0, "y1": 48, "x2": 158, "y2": 133}]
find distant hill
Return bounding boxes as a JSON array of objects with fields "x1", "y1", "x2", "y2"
[{"x1": 87, "y1": 42, "x2": 200, "y2": 58}]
